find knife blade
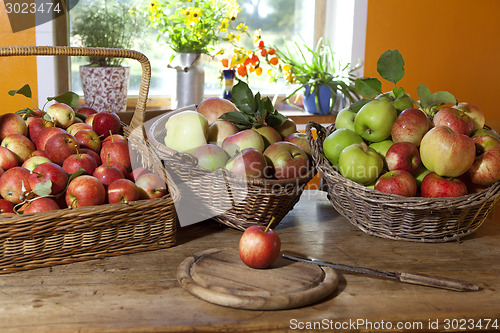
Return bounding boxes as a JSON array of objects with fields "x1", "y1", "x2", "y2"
[{"x1": 282, "y1": 253, "x2": 480, "y2": 292}]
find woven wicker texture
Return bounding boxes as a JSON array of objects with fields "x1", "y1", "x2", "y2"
[
  {"x1": 0, "y1": 46, "x2": 178, "y2": 274},
  {"x1": 147, "y1": 107, "x2": 315, "y2": 231},
  {"x1": 306, "y1": 121, "x2": 500, "y2": 243}
]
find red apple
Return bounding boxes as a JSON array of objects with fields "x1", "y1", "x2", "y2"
[
  {"x1": 375, "y1": 170, "x2": 417, "y2": 197},
  {"x1": 191, "y1": 144, "x2": 229, "y2": 171},
  {"x1": 472, "y1": 135, "x2": 500, "y2": 156},
  {"x1": 107, "y1": 178, "x2": 141, "y2": 204},
  {"x1": 0, "y1": 199, "x2": 15, "y2": 214},
  {"x1": 93, "y1": 163, "x2": 125, "y2": 187},
  {"x1": 385, "y1": 142, "x2": 421, "y2": 174},
  {"x1": 421, "y1": 172, "x2": 467, "y2": 198},
  {"x1": 1, "y1": 134, "x2": 35, "y2": 163},
  {"x1": 390, "y1": 108, "x2": 431, "y2": 146},
  {"x1": 207, "y1": 120, "x2": 239, "y2": 146},
  {"x1": 253, "y1": 126, "x2": 282, "y2": 148},
  {"x1": 74, "y1": 129, "x2": 101, "y2": 153},
  {"x1": 21, "y1": 197, "x2": 60, "y2": 214},
  {"x1": 129, "y1": 167, "x2": 152, "y2": 181},
  {"x1": 263, "y1": 142, "x2": 310, "y2": 180},
  {"x1": 274, "y1": 118, "x2": 297, "y2": 139},
  {"x1": 222, "y1": 129, "x2": 266, "y2": 157},
  {"x1": 224, "y1": 147, "x2": 268, "y2": 178},
  {"x1": 66, "y1": 122, "x2": 92, "y2": 136},
  {"x1": 29, "y1": 162, "x2": 69, "y2": 195},
  {"x1": 62, "y1": 152, "x2": 98, "y2": 175},
  {"x1": 29, "y1": 150, "x2": 50, "y2": 159},
  {"x1": 467, "y1": 145, "x2": 500, "y2": 186},
  {"x1": 28, "y1": 117, "x2": 54, "y2": 142},
  {"x1": 420, "y1": 126, "x2": 476, "y2": 178},
  {"x1": 76, "y1": 105, "x2": 98, "y2": 117},
  {"x1": 0, "y1": 113, "x2": 28, "y2": 140},
  {"x1": 196, "y1": 97, "x2": 238, "y2": 125},
  {"x1": 92, "y1": 112, "x2": 122, "y2": 138},
  {"x1": 79, "y1": 148, "x2": 101, "y2": 166},
  {"x1": 453, "y1": 102, "x2": 485, "y2": 132},
  {"x1": 239, "y1": 220, "x2": 281, "y2": 269},
  {"x1": 85, "y1": 113, "x2": 97, "y2": 127},
  {"x1": 35, "y1": 126, "x2": 66, "y2": 150},
  {"x1": 102, "y1": 134, "x2": 127, "y2": 147},
  {"x1": 135, "y1": 173, "x2": 167, "y2": 199},
  {"x1": 0, "y1": 146, "x2": 19, "y2": 170},
  {"x1": 284, "y1": 132, "x2": 312, "y2": 158},
  {"x1": 65, "y1": 175, "x2": 106, "y2": 208},
  {"x1": 433, "y1": 107, "x2": 474, "y2": 136},
  {"x1": 45, "y1": 132, "x2": 80, "y2": 165},
  {"x1": 100, "y1": 140, "x2": 131, "y2": 172},
  {"x1": 0, "y1": 166, "x2": 32, "y2": 204},
  {"x1": 108, "y1": 161, "x2": 128, "y2": 178}
]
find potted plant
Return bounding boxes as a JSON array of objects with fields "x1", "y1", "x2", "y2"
[
  {"x1": 144, "y1": 0, "x2": 247, "y2": 108},
  {"x1": 71, "y1": 0, "x2": 145, "y2": 113},
  {"x1": 275, "y1": 38, "x2": 361, "y2": 115}
]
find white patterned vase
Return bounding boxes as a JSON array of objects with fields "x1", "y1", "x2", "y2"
[{"x1": 80, "y1": 65, "x2": 130, "y2": 113}]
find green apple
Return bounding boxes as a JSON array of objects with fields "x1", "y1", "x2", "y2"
[
  {"x1": 338, "y1": 142, "x2": 384, "y2": 184},
  {"x1": 413, "y1": 165, "x2": 430, "y2": 189},
  {"x1": 369, "y1": 139, "x2": 394, "y2": 169},
  {"x1": 354, "y1": 99, "x2": 397, "y2": 143},
  {"x1": 376, "y1": 91, "x2": 414, "y2": 114},
  {"x1": 335, "y1": 108, "x2": 356, "y2": 131},
  {"x1": 164, "y1": 110, "x2": 208, "y2": 153},
  {"x1": 472, "y1": 128, "x2": 500, "y2": 140},
  {"x1": 323, "y1": 128, "x2": 363, "y2": 168}
]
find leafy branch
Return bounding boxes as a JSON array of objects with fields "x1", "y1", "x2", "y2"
[{"x1": 219, "y1": 81, "x2": 286, "y2": 129}]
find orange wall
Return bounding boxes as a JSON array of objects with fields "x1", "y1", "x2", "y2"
[
  {"x1": 364, "y1": 0, "x2": 500, "y2": 132},
  {"x1": 0, "y1": 0, "x2": 38, "y2": 114}
]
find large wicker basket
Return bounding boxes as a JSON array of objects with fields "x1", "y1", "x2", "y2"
[
  {"x1": 147, "y1": 107, "x2": 315, "y2": 231},
  {"x1": 0, "y1": 46, "x2": 178, "y2": 274},
  {"x1": 306, "y1": 121, "x2": 500, "y2": 243}
]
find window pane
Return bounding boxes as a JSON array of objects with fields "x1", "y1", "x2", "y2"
[{"x1": 69, "y1": 0, "x2": 317, "y2": 100}]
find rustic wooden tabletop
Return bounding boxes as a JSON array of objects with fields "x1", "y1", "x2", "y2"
[{"x1": 0, "y1": 190, "x2": 499, "y2": 333}]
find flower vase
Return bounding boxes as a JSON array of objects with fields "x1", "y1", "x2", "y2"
[
  {"x1": 172, "y1": 53, "x2": 205, "y2": 109},
  {"x1": 222, "y1": 69, "x2": 235, "y2": 100},
  {"x1": 303, "y1": 84, "x2": 347, "y2": 115}
]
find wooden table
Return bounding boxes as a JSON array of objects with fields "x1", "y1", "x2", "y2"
[{"x1": 0, "y1": 191, "x2": 499, "y2": 333}]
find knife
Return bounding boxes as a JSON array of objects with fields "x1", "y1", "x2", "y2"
[{"x1": 282, "y1": 252, "x2": 480, "y2": 292}]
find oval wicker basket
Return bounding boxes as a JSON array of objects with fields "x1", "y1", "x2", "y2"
[
  {"x1": 306, "y1": 121, "x2": 500, "y2": 243},
  {"x1": 0, "y1": 46, "x2": 178, "y2": 274},
  {"x1": 147, "y1": 107, "x2": 315, "y2": 231}
]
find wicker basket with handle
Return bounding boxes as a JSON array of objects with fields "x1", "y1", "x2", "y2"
[
  {"x1": 306, "y1": 121, "x2": 500, "y2": 243},
  {"x1": 0, "y1": 46, "x2": 178, "y2": 274},
  {"x1": 147, "y1": 107, "x2": 315, "y2": 231}
]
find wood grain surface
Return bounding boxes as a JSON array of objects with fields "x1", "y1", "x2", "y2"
[
  {"x1": 177, "y1": 248, "x2": 338, "y2": 310},
  {"x1": 0, "y1": 190, "x2": 498, "y2": 333}
]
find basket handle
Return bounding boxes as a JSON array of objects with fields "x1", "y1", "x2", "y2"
[
  {"x1": 0, "y1": 46, "x2": 151, "y2": 132},
  {"x1": 305, "y1": 121, "x2": 330, "y2": 164}
]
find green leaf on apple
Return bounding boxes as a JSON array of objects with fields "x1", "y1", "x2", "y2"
[
  {"x1": 35, "y1": 180, "x2": 53, "y2": 198},
  {"x1": 392, "y1": 86, "x2": 405, "y2": 99},
  {"x1": 8, "y1": 84, "x2": 32, "y2": 98},
  {"x1": 354, "y1": 77, "x2": 382, "y2": 99},
  {"x1": 417, "y1": 83, "x2": 457, "y2": 116},
  {"x1": 15, "y1": 108, "x2": 36, "y2": 117},
  {"x1": 376, "y1": 49, "x2": 405, "y2": 85},
  {"x1": 219, "y1": 111, "x2": 253, "y2": 128},
  {"x1": 68, "y1": 168, "x2": 86, "y2": 185},
  {"x1": 232, "y1": 81, "x2": 257, "y2": 115},
  {"x1": 47, "y1": 91, "x2": 80, "y2": 109}
]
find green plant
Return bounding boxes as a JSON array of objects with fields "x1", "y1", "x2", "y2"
[
  {"x1": 274, "y1": 38, "x2": 361, "y2": 113},
  {"x1": 145, "y1": 0, "x2": 246, "y2": 57},
  {"x1": 71, "y1": 0, "x2": 146, "y2": 66}
]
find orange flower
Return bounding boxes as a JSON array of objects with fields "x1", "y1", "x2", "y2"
[
  {"x1": 258, "y1": 40, "x2": 264, "y2": 48},
  {"x1": 221, "y1": 58, "x2": 229, "y2": 67},
  {"x1": 250, "y1": 54, "x2": 259, "y2": 65},
  {"x1": 269, "y1": 56, "x2": 279, "y2": 66},
  {"x1": 260, "y1": 48, "x2": 267, "y2": 57},
  {"x1": 237, "y1": 65, "x2": 247, "y2": 77},
  {"x1": 255, "y1": 66, "x2": 263, "y2": 76},
  {"x1": 268, "y1": 48, "x2": 276, "y2": 55}
]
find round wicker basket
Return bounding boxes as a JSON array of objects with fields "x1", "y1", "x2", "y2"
[
  {"x1": 147, "y1": 107, "x2": 315, "y2": 231},
  {"x1": 306, "y1": 121, "x2": 500, "y2": 243}
]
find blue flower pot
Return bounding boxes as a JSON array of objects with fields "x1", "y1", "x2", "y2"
[{"x1": 303, "y1": 85, "x2": 332, "y2": 115}]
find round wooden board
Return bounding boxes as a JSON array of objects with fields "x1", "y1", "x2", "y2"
[{"x1": 177, "y1": 248, "x2": 339, "y2": 310}]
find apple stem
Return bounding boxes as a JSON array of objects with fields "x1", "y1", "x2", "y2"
[
  {"x1": 107, "y1": 152, "x2": 111, "y2": 167},
  {"x1": 109, "y1": 130, "x2": 114, "y2": 142},
  {"x1": 264, "y1": 217, "x2": 275, "y2": 233}
]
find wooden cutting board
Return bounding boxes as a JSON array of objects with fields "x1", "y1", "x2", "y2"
[{"x1": 177, "y1": 248, "x2": 338, "y2": 310}]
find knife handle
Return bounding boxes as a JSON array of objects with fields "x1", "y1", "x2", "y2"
[{"x1": 398, "y1": 272, "x2": 480, "y2": 292}]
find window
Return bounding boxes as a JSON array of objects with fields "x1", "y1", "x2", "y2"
[{"x1": 47, "y1": 0, "x2": 367, "y2": 110}]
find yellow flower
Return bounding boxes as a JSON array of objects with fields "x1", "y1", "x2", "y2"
[
  {"x1": 283, "y1": 64, "x2": 291, "y2": 71},
  {"x1": 236, "y1": 23, "x2": 247, "y2": 33},
  {"x1": 253, "y1": 29, "x2": 262, "y2": 43}
]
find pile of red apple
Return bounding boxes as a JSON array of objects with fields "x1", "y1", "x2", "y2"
[
  {"x1": 0, "y1": 103, "x2": 168, "y2": 216},
  {"x1": 324, "y1": 99, "x2": 500, "y2": 198},
  {"x1": 163, "y1": 97, "x2": 313, "y2": 180}
]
